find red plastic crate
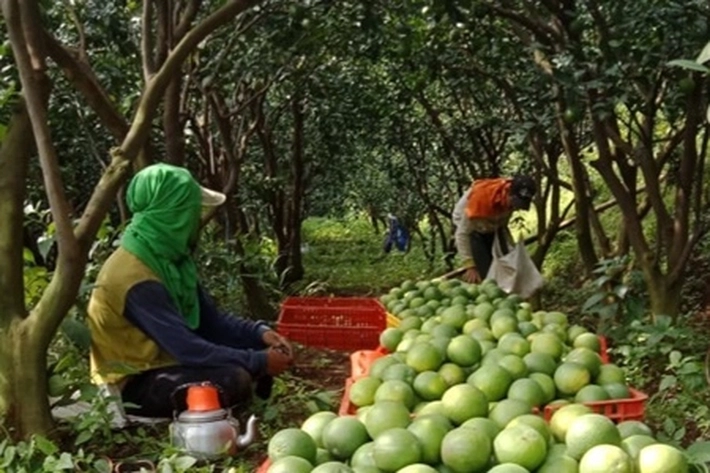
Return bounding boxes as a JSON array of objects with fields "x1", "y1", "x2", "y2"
[
  {"x1": 277, "y1": 297, "x2": 386, "y2": 351},
  {"x1": 339, "y1": 377, "x2": 357, "y2": 416},
  {"x1": 350, "y1": 346, "x2": 388, "y2": 379},
  {"x1": 256, "y1": 459, "x2": 270, "y2": 473},
  {"x1": 599, "y1": 335, "x2": 611, "y2": 364},
  {"x1": 543, "y1": 388, "x2": 648, "y2": 422}
]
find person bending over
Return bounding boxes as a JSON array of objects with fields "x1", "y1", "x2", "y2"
[{"x1": 452, "y1": 175, "x2": 536, "y2": 283}]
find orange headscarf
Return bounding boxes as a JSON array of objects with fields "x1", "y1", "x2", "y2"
[{"x1": 465, "y1": 178, "x2": 512, "y2": 219}]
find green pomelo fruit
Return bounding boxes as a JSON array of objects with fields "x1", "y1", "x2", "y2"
[
  {"x1": 408, "y1": 419, "x2": 448, "y2": 464},
  {"x1": 350, "y1": 442, "x2": 377, "y2": 468},
  {"x1": 543, "y1": 311, "x2": 568, "y2": 326},
  {"x1": 617, "y1": 420, "x2": 654, "y2": 439},
  {"x1": 374, "y1": 379, "x2": 416, "y2": 409},
  {"x1": 380, "y1": 328, "x2": 404, "y2": 352},
  {"x1": 573, "y1": 333, "x2": 601, "y2": 353},
  {"x1": 363, "y1": 400, "x2": 411, "y2": 439},
  {"x1": 438, "y1": 363, "x2": 466, "y2": 387},
  {"x1": 446, "y1": 335, "x2": 482, "y2": 367},
  {"x1": 396, "y1": 465, "x2": 439, "y2": 473},
  {"x1": 491, "y1": 316, "x2": 519, "y2": 340},
  {"x1": 507, "y1": 414, "x2": 552, "y2": 444},
  {"x1": 413, "y1": 371, "x2": 448, "y2": 401},
  {"x1": 638, "y1": 444, "x2": 688, "y2": 473},
  {"x1": 462, "y1": 318, "x2": 488, "y2": 335},
  {"x1": 315, "y1": 448, "x2": 334, "y2": 465},
  {"x1": 523, "y1": 352, "x2": 557, "y2": 376},
  {"x1": 369, "y1": 356, "x2": 401, "y2": 380},
  {"x1": 565, "y1": 413, "x2": 622, "y2": 460},
  {"x1": 440, "y1": 427, "x2": 492, "y2": 473},
  {"x1": 349, "y1": 377, "x2": 382, "y2": 408},
  {"x1": 311, "y1": 461, "x2": 353, "y2": 473},
  {"x1": 498, "y1": 354, "x2": 529, "y2": 380},
  {"x1": 459, "y1": 416, "x2": 501, "y2": 440},
  {"x1": 493, "y1": 424, "x2": 548, "y2": 470},
  {"x1": 440, "y1": 305, "x2": 468, "y2": 330},
  {"x1": 565, "y1": 347, "x2": 603, "y2": 378},
  {"x1": 549, "y1": 404, "x2": 593, "y2": 442},
  {"x1": 530, "y1": 333, "x2": 564, "y2": 360},
  {"x1": 441, "y1": 383, "x2": 488, "y2": 425},
  {"x1": 472, "y1": 302, "x2": 496, "y2": 321},
  {"x1": 267, "y1": 455, "x2": 314, "y2": 473},
  {"x1": 529, "y1": 373, "x2": 556, "y2": 404},
  {"x1": 537, "y1": 455, "x2": 578, "y2": 473},
  {"x1": 301, "y1": 411, "x2": 338, "y2": 448},
  {"x1": 621, "y1": 435, "x2": 657, "y2": 460},
  {"x1": 604, "y1": 382, "x2": 631, "y2": 400},
  {"x1": 497, "y1": 333, "x2": 531, "y2": 357},
  {"x1": 268, "y1": 428, "x2": 318, "y2": 464},
  {"x1": 486, "y1": 464, "x2": 528, "y2": 473},
  {"x1": 372, "y1": 428, "x2": 422, "y2": 472},
  {"x1": 488, "y1": 398, "x2": 533, "y2": 429},
  {"x1": 398, "y1": 316, "x2": 423, "y2": 332},
  {"x1": 470, "y1": 327, "x2": 496, "y2": 343},
  {"x1": 381, "y1": 363, "x2": 417, "y2": 385},
  {"x1": 467, "y1": 364, "x2": 514, "y2": 402},
  {"x1": 579, "y1": 444, "x2": 632, "y2": 473},
  {"x1": 574, "y1": 384, "x2": 610, "y2": 403},
  {"x1": 507, "y1": 378, "x2": 546, "y2": 408},
  {"x1": 322, "y1": 416, "x2": 369, "y2": 460},
  {"x1": 595, "y1": 364, "x2": 626, "y2": 386},
  {"x1": 554, "y1": 362, "x2": 591, "y2": 396}
]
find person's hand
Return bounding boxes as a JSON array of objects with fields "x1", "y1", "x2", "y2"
[
  {"x1": 262, "y1": 330, "x2": 293, "y2": 358},
  {"x1": 463, "y1": 267, "x2": 481, "y2": 284},
  {"x1": 266, "y1": 347, "x2": 293, "y2": 376}
]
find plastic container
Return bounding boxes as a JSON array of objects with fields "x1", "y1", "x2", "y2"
[
  {"x1": 338, "y1": 377, "x2": 357, "y2": 416},
  {"x1": 350, "y1": 347, "x2": 388, "y2": 379},
  {"x1": 543, "y1": 388, "x2": 648, "y2": 422},
  {"x1": 276, "y1": 297, "x2": 387, "y2": 351},
  {"x1": 599, "y1": 335, "x2": 611, "y2": 363}
]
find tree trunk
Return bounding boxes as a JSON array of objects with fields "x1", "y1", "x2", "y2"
[{"x1": 0, "y1": 319, "x2": 53, "y2": 437}]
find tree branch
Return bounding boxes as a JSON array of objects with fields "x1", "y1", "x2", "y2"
[
  {"x1": 6, "y1": 0, "x2": 78, "y2": 257},
  {"x1": 43, "y1": 31, "x2": 129, "y2": 141},
  {"x1": 142, "y1": 0, "x2": 156, "y2": 80}
]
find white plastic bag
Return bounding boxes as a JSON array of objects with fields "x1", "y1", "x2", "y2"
[{"x1": 486, "y1": 234, "x2": 543, "y2": 299}]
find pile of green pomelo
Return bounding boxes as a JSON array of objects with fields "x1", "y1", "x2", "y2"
[{"x1": 265, "y1": 278, "x2": 695, "y2": 473}]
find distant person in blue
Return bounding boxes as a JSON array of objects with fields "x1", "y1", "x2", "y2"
[{"x1": 383, "y1": 213, "x2": 410, "y2": 254}]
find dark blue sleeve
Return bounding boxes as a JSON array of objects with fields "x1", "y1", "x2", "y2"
[
  {"x1": 195, "y1": 286, "x2": 271, "y2": 350},
  {"x1": 124, "y1": 281, "x2": 267, "y2": 376}
]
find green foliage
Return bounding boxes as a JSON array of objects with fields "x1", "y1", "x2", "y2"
[
  {"x1": 615, "y1": 315, "x2": 710, "y2": 446},
  {"x1": 294, "y1": 216, "x2": 443, "y2": 295}
]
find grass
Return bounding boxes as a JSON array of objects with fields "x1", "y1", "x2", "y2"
[{"x1": 296, "y1": 217, "x2": 446, "y2": 295}]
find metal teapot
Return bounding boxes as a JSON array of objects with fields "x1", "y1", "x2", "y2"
[{"x1": 169, "y1": 382, "x2": 258, "y2": 460}]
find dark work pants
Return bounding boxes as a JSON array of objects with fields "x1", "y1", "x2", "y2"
[
  {"x1": 470, "y1": 228, "x2": 509, "y2": 279},
  {"x1": 121, "y1": 365, "x2": 255, "y2": 418}
]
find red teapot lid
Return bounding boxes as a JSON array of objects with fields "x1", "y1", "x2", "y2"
[{"x1": 185, "y1": 383, "x2": 222, "y2": 411}]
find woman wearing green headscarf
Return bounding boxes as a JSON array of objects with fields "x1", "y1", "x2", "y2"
[{"x1": 87, "y1": 163, "x2": 294, "y2": 418}]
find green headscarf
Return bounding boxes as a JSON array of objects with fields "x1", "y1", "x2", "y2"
[{"x1": 121, "y1": 163, "x2": 203, "y2": 328}]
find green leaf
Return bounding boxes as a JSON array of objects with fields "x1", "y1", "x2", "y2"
[
  {"x1": 75, "y1": 430, "x2": 92, "y2": 446},
  {"x1": 56, "y1": 452, "x2": 75, "y2": 469},
  {"x1": 174, "y1": 456, "x2": 198, "y2": 471},
  {"x1": 696, "y1": 41, "x2": 710, "y2": 64},
  {"x1": 659, "y1": 374, "x2": 676, "y2": 391},
  {"x1": 34, "y1": 436, "x2": 58, "y2": 456},
  {"x1": 666, "y1": 59, "x2": 710, "y2": 73},
  {"x1": 581, "y1": 292, "x2": 606, "y2": 312},
  {"x1": 3, "y1": 446, "x2": 17, "y2": 467},
  {"x1": 687, "y1": 441, "x2": 710, "y2": 463},
  {"x1": 669, "y1": 350, "x2": 682, "y2": 365}
]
